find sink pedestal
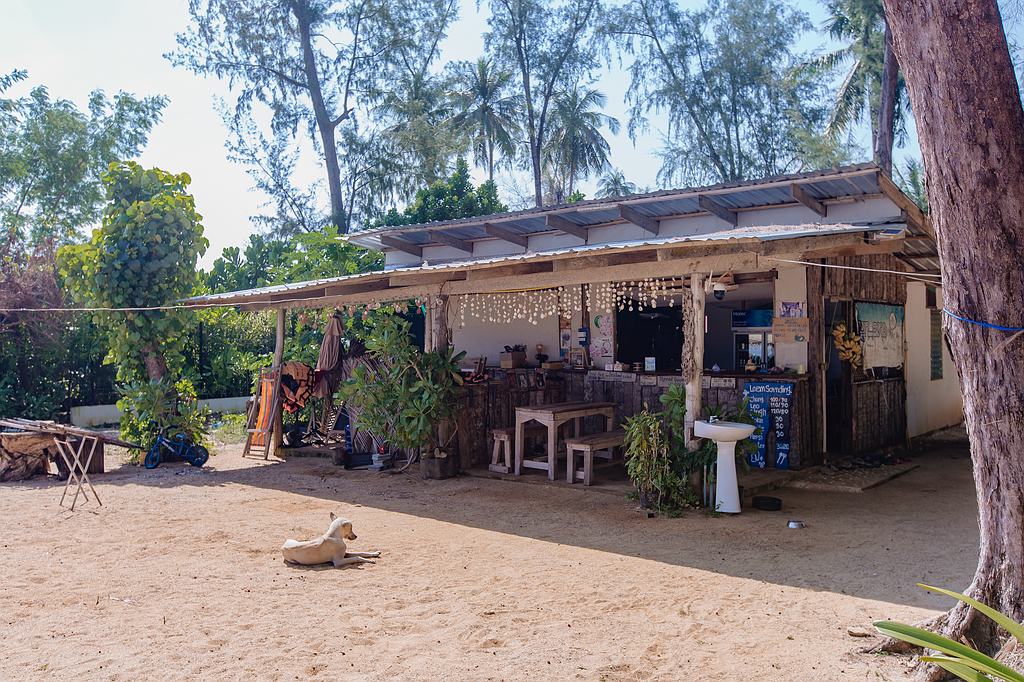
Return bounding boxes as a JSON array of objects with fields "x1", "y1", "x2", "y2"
[
  {"x1": 693, "y1": 420, "x2": 754, "y2": 515},
  {"x1": 714, "y1": 441, "x2": 741, "y2": 513}
]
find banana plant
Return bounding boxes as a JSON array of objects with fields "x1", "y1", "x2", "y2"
[{"x1": 873, "y1": 584, "x2": 1024, "y2": 681}]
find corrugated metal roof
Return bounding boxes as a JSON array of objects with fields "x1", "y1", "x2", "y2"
[
  {"x1": 348, "y1": 163, "x2": 885, "y2": 250},
  {"x1": 186, "y1": 221, "x2": 902, "y2": 307}
]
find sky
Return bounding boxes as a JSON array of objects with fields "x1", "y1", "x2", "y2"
[{"x1": 2, "y1": 1, "x2": 1019, "y2": 267}]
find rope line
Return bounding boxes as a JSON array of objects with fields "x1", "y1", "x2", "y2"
[{"x1": 943, "y1": 308, "x2": 1024, "y2": 333}]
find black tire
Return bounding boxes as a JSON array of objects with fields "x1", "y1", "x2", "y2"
[
  {"x1": 187, "y1": 444, "x2": 209, "y2": 467},
  {"x1": 144, "y1": 444, "x2": 161, "y2": 469}
]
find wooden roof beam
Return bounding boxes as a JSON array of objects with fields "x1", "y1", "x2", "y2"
[
  {"x1": 698, "y1": 195, "x2": 738, "y2": 226},
  {"x1": 876, "y1": 171, "x2": 932, "y2": 237},
  {"x1": 483, "y1": 222, "x2": 529, "y2": 248},
  {"x1": 617, "y1": 204, "x2": 660, "y2": 235},
  {"x1": 429, "y1": 230, "x2": 473, "y2": 254},
  {"x1": 545, "y1": 212, "x2": 589, "y2": 240},
  {"x1": 790, "y1": 183, "x2": 828, "y2": 217},
  {"x1": 380, "y1": 235, "x2": 423, "y2": 258}
]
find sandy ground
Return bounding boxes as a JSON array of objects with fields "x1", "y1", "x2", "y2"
[{"x1": 1, "y1": 434, "x2": 977, "y2": 681}]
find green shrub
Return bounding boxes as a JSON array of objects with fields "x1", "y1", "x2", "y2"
[
  {"x1": 211, "y1": 413, "x2": 248, "y2": 444},
  {"x1": 117, "y1": 377, "x2": 210, "y2": 458},
  {"x1": 339, "y1": 313, "x2": 464, "y2": 457}
]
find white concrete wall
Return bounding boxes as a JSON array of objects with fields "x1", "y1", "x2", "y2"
[
  {"x1": 905, "y1": 282, "x2": 963, "y2": 436},
  {"x1": 70, "y1": 395, "x2": 251, "y2": 427},
  {"x1": 773, "y1": 264, "x2": 809, "y2": 371},
  {"x1": 451, "y1": 307, "x2": 561, "y2": 366}
]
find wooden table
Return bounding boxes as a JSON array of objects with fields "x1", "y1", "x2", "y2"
[{"x1": 514, "y1": 401, "x2": 616, "y2": 481}]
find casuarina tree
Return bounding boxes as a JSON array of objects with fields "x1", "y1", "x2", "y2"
[{"x1": 881, "y1": 0, "x2": 1024, "y2": 669}]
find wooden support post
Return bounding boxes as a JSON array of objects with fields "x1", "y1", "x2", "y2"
[
  {"x1": 684, "y1": 273, "x2": 706, "y2": 447},
  {"x1": 270, "y1": 308, "x2": 285, "y2": 457},
  {"x1": 430, "y1": 294, "x2": 457, "y2": 469}
]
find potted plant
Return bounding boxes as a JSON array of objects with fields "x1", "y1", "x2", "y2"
[{"x1": 340, "y1": 313, "x2": 465, "y2": 479}]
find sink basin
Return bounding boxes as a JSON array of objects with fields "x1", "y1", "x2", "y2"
[
  {"x1": 694, "y1": 420, "x2": 755, "y2": 514},
  {"x1": 694, "y1": 420, "x2": 755, "y2": 442}
]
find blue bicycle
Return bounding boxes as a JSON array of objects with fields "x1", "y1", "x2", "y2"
[{"x1": 144, "y1": 430, "x2": 209, "y2": 469}]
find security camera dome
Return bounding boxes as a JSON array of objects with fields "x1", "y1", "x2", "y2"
[{"x1": 713, "y1": 282, "x2": 727, "y2": 300}]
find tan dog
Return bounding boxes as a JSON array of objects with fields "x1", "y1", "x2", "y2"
[{"x1": 281, "y1": 513, "x2": 381, "y2": 568}]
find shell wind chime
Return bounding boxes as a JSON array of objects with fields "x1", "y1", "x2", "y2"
[{"x1": 455, "y1": 277, "x2": 687, "y2": 327}]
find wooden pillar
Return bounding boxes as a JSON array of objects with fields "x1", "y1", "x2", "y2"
[
  {"x1": 270, "y1": 308, "x2": 285, "y2": 457},
  {"x1": 805, "y1": 262, "x2": 826, "y2": 462},
  {"x1": 429, "y1": 295, "x2": 456, "y2": 466},
  {"x1": 684, "y1": 273, "x2": 706, "y2": 446}
]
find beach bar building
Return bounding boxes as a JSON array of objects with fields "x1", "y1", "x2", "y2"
[{"x1": 188, "y1": 164, "x2": 962, "y2": 478}]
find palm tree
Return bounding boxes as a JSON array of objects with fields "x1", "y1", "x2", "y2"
[
  {"x1": 596, "y1": 168, "x2": 639, "y2": 198},
  {"x1": 543, "y1": 87, "x2": 620, "y2": 202},
  {"x1": 451, "y1": 58, "x2": 521, "y2": 182},
  {"x1": 808, "y1": 0, "x2": 908, "y2": 173}
]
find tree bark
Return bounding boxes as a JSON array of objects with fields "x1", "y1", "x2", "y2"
[
  {"x1": 874, "y1": 21, "x2": 898, "y2": 176},
  {"x1": 291, "y1": 1, "x2": 346, "y2": 230},
  {"x1": 882, "y1": 0, "x2": 1024, "y2": 664},
  {"x1": 141, "y1": 343, "x2": 167, "y2": 382}
]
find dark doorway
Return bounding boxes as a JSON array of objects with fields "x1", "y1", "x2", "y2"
[
  {"x1": 615, "y1": 303, "x2": 683, "y2": 372},
  {"x1": 824, "y1": 300, "x2": 852, "y2": 455}
]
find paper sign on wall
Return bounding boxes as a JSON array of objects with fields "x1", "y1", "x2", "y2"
[
  {"x1": 856, "y1": 303, "x2": 905, "y2": 369},
  {"x1": 591, "y1": 312, "x2": 614, "y2": 361}
]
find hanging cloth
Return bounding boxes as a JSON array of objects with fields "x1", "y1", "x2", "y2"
[{"x1": 280, "y1": 361, "x2": 314, "y2": 413}]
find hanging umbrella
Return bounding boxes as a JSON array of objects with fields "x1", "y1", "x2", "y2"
[{"x1": 313, "y1": 313, "x2": 344, "y2": 397}]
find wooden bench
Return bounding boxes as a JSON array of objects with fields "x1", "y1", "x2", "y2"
[
  {"x1": 565, "y1": 429, "x2": 626, "y2": 485},
  {"x1": 490, "y1": 425, "x2": 546, "y2": 474}
]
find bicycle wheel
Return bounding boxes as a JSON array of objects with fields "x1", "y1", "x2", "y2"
[
  {"x1": 144, "y1": 443, "x2": 161, "y2": 469},
  {"x1": 187, "y1": 444, "x2": 209, "y2": 467}
]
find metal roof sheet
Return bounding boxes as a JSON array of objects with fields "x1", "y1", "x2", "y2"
[{"x1": 186, "y1": 221, "x2": 901, "y2": 306}]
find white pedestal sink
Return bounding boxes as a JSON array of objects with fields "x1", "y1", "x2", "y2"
[{"x1": 694, "y1": 420, "x2": 756, "y2": 513}]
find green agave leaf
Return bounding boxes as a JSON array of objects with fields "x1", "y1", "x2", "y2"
[
  {"x1": 920, "y1": 656, "x2": 993, "y2": 682},
  {"x1": 917, "y1": 584, "x2": 1024, "y2": 644},
  {"x1": 873, "y1": 622, "x2": 1024, "y2": 682}
]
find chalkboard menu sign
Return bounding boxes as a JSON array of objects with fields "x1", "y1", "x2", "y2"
[{"x1": 742, "y1": 381, "x2": 794, "y2": 469}]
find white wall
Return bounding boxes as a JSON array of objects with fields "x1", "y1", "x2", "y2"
[
  {"x1": 451, "y1": 306, "x2": 561, "y2": 366},
  {"x1": 773, "y1": 265, "x2": 809, "y2": 371},
  {"x1": 70, "y1": 395, "x2": 251, "y2": 427},
  {"x1": 905, "y1": 282, "x2": 963, "y2": 436}
]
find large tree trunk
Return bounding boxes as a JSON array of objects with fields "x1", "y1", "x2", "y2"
[
  {"x1": 292, "y1": 1, "x2": 346, "y2": 230},
  {"x1": 882, "y1": 0, "x2": 1024, "y2": 666},
  {"x1": 874, "y1": 21, "x2": 898, "y2": 175}
]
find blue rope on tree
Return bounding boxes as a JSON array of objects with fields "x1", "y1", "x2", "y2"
[{"x1": 943, "y1": 308, "x2": 1024, "y2": 332}]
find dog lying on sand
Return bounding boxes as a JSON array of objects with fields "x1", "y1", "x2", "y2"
[{"x1": 281, "y1": 513, "x2": 381, "y2": 568}]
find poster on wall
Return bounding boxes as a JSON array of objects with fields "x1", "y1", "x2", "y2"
[
  {"x1": 855, "y1": 303, "x2": 905, "y2": 369},
  {"x1": 742, "y1": 381, "x2": 794, "y2": 469},
  {"x1": 591, "y1": 312, "x2": 614, "y2": 360},
  {"x1": 779, "y1": 301, "x2": 805, "y2": 318}
]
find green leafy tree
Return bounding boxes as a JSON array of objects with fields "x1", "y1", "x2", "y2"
[
  {"x1": 485, "y1": 0, "x2": 602, "y2": 206},
  {"x1": 169, "y1": 0, "x2": 459, "y2": 233},
  {"x1": 596, "y1": 168, "x2": 639, "y2": 198},
  {"x1": 0, "y1": 73, "x2": 165, "y2": 246},
  {"x1": 58, "y1": 162, "x2": 208, "y2": 383},
  {"x1": 543, "y1": 86, "x2": 619, "y2": 202},
  {"x1": 380, "y1": 158, "x2": 508, "y2": 226},
  {"x1": 450, "y1": 57, "x2": 522, "y2": 182},
  {"x1": 807, "y1": 0, "x2": 908, "y2": 173},
  {"x1": 608, "y1": 0, "x2": 850, "y2": 186}
]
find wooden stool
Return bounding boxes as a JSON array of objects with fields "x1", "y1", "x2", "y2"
[
  {"x1": 490, "y1": 428, "x2": 514, "y2": 473},
  {"x1": 566, "y1": 429, "x2": 626, "y2": 485}
]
